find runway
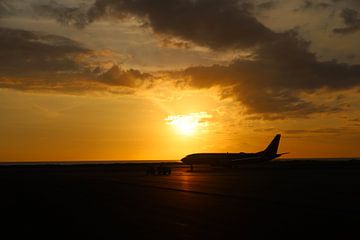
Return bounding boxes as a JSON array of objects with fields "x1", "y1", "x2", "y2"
[{"x1": 1, "y1": 162, "x2": 360, "y2": 239}]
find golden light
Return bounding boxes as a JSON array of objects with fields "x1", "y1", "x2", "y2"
[
  {"x1": 168, "y1": 115, "x2": 197, "y2": 135},
  {"x1": 165, "y1": 112, "x2": 211, "y2": 136}
]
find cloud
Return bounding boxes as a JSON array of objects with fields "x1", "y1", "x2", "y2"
[
  {"x1": 0, "y1": 0, "x2": 12, "y2": 17},
  {"x1": 32, "y1": 0, "x2": 90, "y2": 29},
  {"x1": 46, "y1": 0, "x2": 357, "y2": 118},
  {"x1": 250, "y1": 127, "x2": 360, "y2": 136},
  {"x1": 294, "y1": 0, "x2": 331, "y2": 11},
  {"x1": 183, "y1": 30, "x2": 360, "y2": 118},
  {"x1": 37, "y1": 0, "x2": 275, "y2": 50},
  {"x1": 284, "y1": 127, "x2": 355, "y2": 135},
  {"x1": 0, "y1": 27, "x2": 90, "y2": 75},
  {"x1": 0, "y1": 28, "x2": 152, "y2": 93},
  {"x1": 256, "y1": 1, "x2": 277, "y2": 10},
  {"x1": 97, "y1": 65, "x2": 152, "y2": 88},
  {"x1": 3, "y1": 1, "x2": 360, "y2": 119},
  {"x1": 333, "y1": 8, "x2": 360, "y2": 34}
]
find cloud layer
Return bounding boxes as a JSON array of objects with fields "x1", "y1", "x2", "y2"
[
  {"x1": 333, "y1": 8, "x2": 360, "y2": 34},
  {"x1": 67, "y1": 0, "x2": 359, "y2": 117},
  {"x1": 0, "y1": 27, "x2": 152, "y2": 93},
  {"x1": 1, "y1": 0, "x2": 360, "y2": 118}
]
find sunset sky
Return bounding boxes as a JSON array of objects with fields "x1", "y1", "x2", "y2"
[{"x1": 1, "y1": 0, "x2": 360, "y2": 161}]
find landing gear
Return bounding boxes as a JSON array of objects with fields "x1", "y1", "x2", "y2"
[
  {"x1": 157, "y1": 166, "x2": 171, "y2": 175},
  {"x1": 146, "y1": 165, "x2": 171, "y2": 175}
]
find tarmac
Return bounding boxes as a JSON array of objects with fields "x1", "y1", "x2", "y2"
[{"x1": 1, "y1": 161, "x2": 360, "y2": 239}]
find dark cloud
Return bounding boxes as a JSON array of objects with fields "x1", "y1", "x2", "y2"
[
  {"x1": 0, "y1": 28, "x2": 152, "y2": 93},
  {"x1": 256, "y1": 1, "x2": 276, "y2": 10},
  {"x1": 253, "y1": 127, "x2": 277, "y2": 132},
  {"x1": 0, "y1": 27, "x2": 90, "y2": 76},
  {"x1": 284, "y1": 127, "x2": 354, "y2": 135},
  {"x1": 184, "y1": 30, "x2": 360, "y2": 118},
  {"x1": 333, "y1": 8, "x2": 360, "y2": 34},
  {"x1": 32, "y1": 1, "x2": 90, "y2": 29},
  {"x1": 98, "y1": 65, "x2": 152, "y2": 88},
  {"x1": 39, "y1": 0, "x2": 359, "y2": 118},
  {"x1": 295, "y1": 0, "x2": 331, "y2": 11},
  {"x1": 160, "y1": 38, "x2": 193, "y2": 49},
  {"x1": 0, "y1": 0, "x2": 15, "y2": 17},
  {"x1": 255, "y1": 126, "x2": 360, "y2": 136},
  {"x1": 253, "y1": 127, "x2": 357, "y2": 135},
  {"x1": 0, "y1": 0, "x2": 38, "y2": 17},
  {"x1": 42, "y1": 0, "x2": 275, "y2": 50},
  {"x1": 4, "y1": 1, "x2": 360, "y2": 118},
  {"x1": 347, "y1": 117, "x2": 360, "y2": 122}
]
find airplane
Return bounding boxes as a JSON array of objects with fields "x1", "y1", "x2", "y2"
[{"x1": 181, "y1": 134, "x2": 288, "y2": 167}]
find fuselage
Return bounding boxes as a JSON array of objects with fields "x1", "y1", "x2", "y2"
[{"x1": 181, "y1": 152, "x2": 263, "y2": 165}]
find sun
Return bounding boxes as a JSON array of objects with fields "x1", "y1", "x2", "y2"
[
  {"x1": 171, "y1": 116, "x2": 197, "y2": 135},
  {"x1": 165, "y1": 112, "x2": 211, "y2": 136}
]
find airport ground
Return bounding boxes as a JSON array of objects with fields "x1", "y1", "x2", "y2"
[{"x1": 1, "y1": 161, "x2": 360, "y2": 239}]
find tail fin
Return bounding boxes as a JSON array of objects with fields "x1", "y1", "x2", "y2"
[{"x1": 262, "y1": 134, "x2": 281, "y2": 159}]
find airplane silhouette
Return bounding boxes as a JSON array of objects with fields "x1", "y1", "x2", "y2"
[{"x1": 181, "y1": 134, "x2": 287, "y2": 167}]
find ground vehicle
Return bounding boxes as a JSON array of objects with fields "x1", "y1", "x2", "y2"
[{"x1": 146, "y1": 165, "x2": 171, "y2": 175}]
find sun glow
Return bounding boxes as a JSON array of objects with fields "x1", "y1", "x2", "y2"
[{"x1": 165, "y1": 112, "x2": 211, "y2": 136}]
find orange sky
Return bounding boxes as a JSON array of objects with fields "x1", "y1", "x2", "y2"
[{"x1": 0, "y1": 0, "x2": 360, "y2": 161}]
